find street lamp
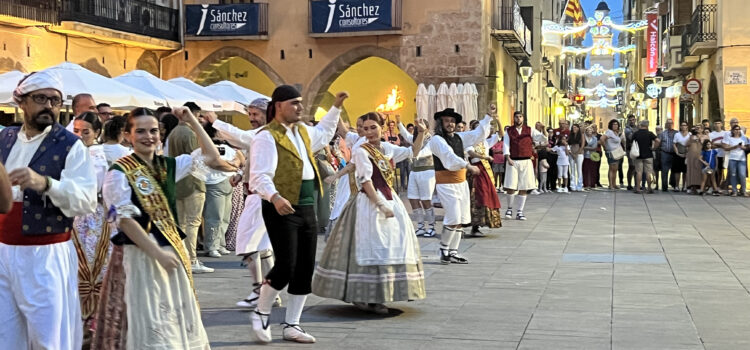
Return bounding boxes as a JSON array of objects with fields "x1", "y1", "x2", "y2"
[
  {"x1": 519, "y1": 59, "x2": 533, "y2": 120},
  {"x1": 560, "y1": 95, "x2": 571, "y2": 121},
  {"x1": 545, "y1": 80, "x2": 557, "y2": 126}
]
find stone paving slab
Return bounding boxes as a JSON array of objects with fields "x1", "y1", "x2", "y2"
[{"x1": 195, "y1": 190, "x2": 750, "y2": 349}]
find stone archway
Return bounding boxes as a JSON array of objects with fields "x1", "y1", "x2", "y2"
[
  {"x1": 486, "y1": 53, "x2": 498, "y2": 110},
  {"x1": 303, "y1": 45, "x2": 402, "y2": 116},
  {"x1": 708, "y1": 72, "x2": 721, "y2": 122},
  {"x1": 186, "y1": 46, "x2": 285, "y2": 87}
]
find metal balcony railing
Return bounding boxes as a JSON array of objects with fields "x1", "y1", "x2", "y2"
[
  {"x1": 685, "y1": 4, "x2": 717, "y2": 50},
  {"x1": 0, "y1": 0, "x2": 59, "y2": 24},
  {"x1": 491, "y1": 0, "x2": 532, "y2": 57},
  {"x1": 60, "y1": 0, "x2": 178, "y2": 42}
]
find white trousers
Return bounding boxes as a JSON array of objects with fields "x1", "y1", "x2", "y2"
[
  {"x1": 435, "y1": 182, "x2": 471, "y2": 226},
  {"x1": 0, "y1": 240, "x2": 82, "y2": 350},
  {"x1": 568, "y1": 154, "x2": 583, "y2": 189}
]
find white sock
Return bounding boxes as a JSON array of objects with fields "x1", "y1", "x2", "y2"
[
  {"x1": 440, "y1": 228, "x2": 454, "y2": 249},
  {"x1": 515, "y1": 195, "x2": 528, "y2": 212},
  {"x1": 425, "y1": 207, "x2": 435, "y2": 226},
  {"x1": 244, "y1": 253, "x2": 262, "y2": 286},
  {"x1": 285, "y1": 294, "x2": 308, "y2": 326},
  {"x1": 256, "y1": 284, "x2": 282, "y2": 314},
  {"x1": 507, "y1": 194, "x2": 516, "y2": 210},
  {"x1": 413, "y1": 208, "x2": 424, "y2": 226},
  {"x1": 449, "y1": 227, "x2": 462, "y2": 250},
  {"x1": 260, "y1": 250, "x2": 274, "y2": 276}
]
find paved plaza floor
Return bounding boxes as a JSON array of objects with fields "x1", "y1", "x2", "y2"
[{"x1": 196, "y1": 189, "x2": 750, "y2": 349}]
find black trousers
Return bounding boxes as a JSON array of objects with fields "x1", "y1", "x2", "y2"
[{"x1": 261, "y1": 201, "x2": 318, "y2": 295}]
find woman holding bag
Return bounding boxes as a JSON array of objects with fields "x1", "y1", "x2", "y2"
[{"x1": 600, "y1": 119, "x2": 625, "y2": 190}]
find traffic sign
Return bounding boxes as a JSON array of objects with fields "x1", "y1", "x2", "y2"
[{"x1": 685, "y1": 79, "x2": 702, "y2": 94}]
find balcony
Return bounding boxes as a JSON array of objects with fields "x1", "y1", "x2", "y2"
[
  {"x1": 0, "y1": 0, "x2": 58, "y2": 25},
  {"x1": 60, "y1": 0, "x2": 178, "y2": 43},
  {"x1": 663, "y1": 24, "x2": 697, "y2": 76},
  {"x1": 491, "y1": 0, "x2": 531, "y2": 59},
  {"x1": 685, "y1": 4, "x2": 717, "y2": 57},
  {"x1": 308, "y1": 0, "x2": 402, "y2": 37}
]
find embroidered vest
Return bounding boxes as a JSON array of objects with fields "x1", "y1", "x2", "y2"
[
  {"x1": 432, "y1": 134, "x2": 464, "y2": 171},
  {"x1": 508, "y1": 126, "x2": 534, "y2": 159},
  {"x1": 0, "y1": 124, "x2": 79, "y2": 235},
  {"x1": 358, "y1": 143, "x2": 395, "y2": 200},
  {"x1": 261, "y1": 120, "x2": 323, "y2": 205}
]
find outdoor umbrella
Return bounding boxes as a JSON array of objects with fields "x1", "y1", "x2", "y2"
[
  {"x1": 205, "y1": 80, "x2": 269, "y2": 106},
  {"x1": 448, "y1": 83, "x2": 460, "y2": 113},
  {"x1": 455, "y1": 83, "x2": 465, "y2": 118},
  {"x1": 461, "y1": 82, "x2": 478, "y2": 121},
  {"x1": 427, "y1": 84, "x2": 437, "y2": 132},
  {"x1": 436, "y1": 82, "x2": 450, "y2": 111},
  {"x1": 168, "y1": 77, "x2": 245, "y2": 113},
  {"x1": 115, "y1": 70, "x2": 221, "y2": 111},
  {"x1": 41, "y1": 63, "x2": 167, "y2": 109},
  {"x1": 0, "y1": 70, "x2": 24, "y2": 105},
  {"x1": 416, "y1": 83, "x2": 429, "y2": 121}
]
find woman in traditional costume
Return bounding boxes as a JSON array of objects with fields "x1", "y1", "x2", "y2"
[
  {"x1": 465, "y1": 119, "x2": 502, "y2": 236},
  {"x1": 312, "y1": 112, "x2": 427, "y2": 314},
  {"x1": 94, "y1": 107, "x2": 236, "y2": 349},
  {"x1": 71, "y1": 112, "x2": 110, "y2": 340}
]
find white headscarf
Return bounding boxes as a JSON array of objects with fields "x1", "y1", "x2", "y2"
[{"x1": 12, "y1": 70, "x2": 64, "y2": 104}]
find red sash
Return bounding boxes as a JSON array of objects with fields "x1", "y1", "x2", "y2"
[{"x1": 0, "y1": 203, "x2": 71, "y2": 245}]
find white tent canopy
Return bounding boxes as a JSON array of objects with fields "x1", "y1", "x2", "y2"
[
  {"x1": 0, "y1": 70, "x2": 24, "y2": 105},
  {"x1": 115, "y1": 70, "x2": 221, "y2": 111},
  {"x1": 42, "y1": 62, "x2": 167, "y2": 109},
  {"x1": 205, "y1": 80, "x2": 269, "y2": 106},
  {"x1": 168, "y1": 77, "x2": 246, "y2": 113}
]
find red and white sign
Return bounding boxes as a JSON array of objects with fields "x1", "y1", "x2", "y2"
[
  {"x1": 685, "y1": 79, "x2": 702, "y2": 94},
  {"x1": 646, "y1": 13, "x2": 659, "y2": 76}
]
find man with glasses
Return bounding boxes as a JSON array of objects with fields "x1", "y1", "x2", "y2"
[
  {"x1": 96, "y1": 103, "x2": 114, "y2": 122},
  {"x1": 0, "y1": 71, "x2": 97, "y2": 349},
  {"x1": 658, "y1": 120, "x2": 677, "y2": 191}
]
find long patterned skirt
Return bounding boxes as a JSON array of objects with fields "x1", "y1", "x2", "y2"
[
  {"x1": 312, "y1": 197, "x2": 426, "y2": 304},
  {"x1": 72, "y1": 204, "x2": 113, "y2": 332},
  {"x1": 225, "y1": 184, "x2": 245, "y2": 251},
  {"x1": 468, "y1": 162, "x2": 502, "y2": 228}
]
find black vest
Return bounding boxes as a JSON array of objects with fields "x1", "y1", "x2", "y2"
[{"x1": 433, "y1": 134, "x2": 464, "y2": 171}]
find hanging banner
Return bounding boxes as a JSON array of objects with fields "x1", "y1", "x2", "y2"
[
  {"x1": 310, "y1": 0, "x2": 393, "y2": 34},
  {"x1": 186, "y1": 4, "x2": 260, "y2": 37},
  {"x1": 646, "y1": 13, "x2": 659, "y2": 76}
]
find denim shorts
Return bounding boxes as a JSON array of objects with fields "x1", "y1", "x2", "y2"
[{"x1": 605, "y1": 151, "x2": 619, "y2": 164}]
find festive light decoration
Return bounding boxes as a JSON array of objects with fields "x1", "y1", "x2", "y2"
[
  {"x1": 588, "y1": 97, "x2": 619, "y2": 108},
  {"x1": 568, "y1": 64, "x2": 626, "y2": 77},
  {"x1": 578, "y1": 83, "x2": 624, "y2": 98}
]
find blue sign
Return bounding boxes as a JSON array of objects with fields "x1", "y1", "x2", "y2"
[
  {"x1": 311, "y1": 0, "x2": 393, "y2": 34},
  {"x1": 186, "y1": 4, "x2": 260, "y2": 37}
]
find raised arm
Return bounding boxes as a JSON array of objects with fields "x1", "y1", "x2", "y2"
[
  {"x1": 456, "y1": 114, "x2": 493, "y2": 147},
  {"x1": 308, "y1": 92, "x2": 349, "y2": 153},
  {"x1": 205, "y1": 111, "x2": 258, "y2": 149},
  {"x1": 173, "y1": 107, "x2": 234, "y2": 171}
]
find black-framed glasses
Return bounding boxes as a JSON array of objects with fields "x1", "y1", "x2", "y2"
[
  {"x1": 28, "y1": 93, "x2": 62, "y2": 107},
  {"x1": 98, "y1": 112, "x2": 115, "y2": 116}
]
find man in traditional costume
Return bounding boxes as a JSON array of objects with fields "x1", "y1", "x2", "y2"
[
  {"x1": 425, "y1": 108, "x2": 494, "y2": 264},
  {"x1": 312, "y1": 113, "x2": 427, "y2": 314},
  {"x1": 94, "y1": 107, "x2": 234, "y2": 348},
  {"x1": 0, "y1": 162, "x2": 10, "y2": 213},
  {"x1": 205, "y1": 98, "x2": 282, "y2": 309},
  {"x1": 465, "y1": 118, "x2": 503, "y2": 236},
  {"x1": 503, "y1": 111, "x2": 537, "y2": 221},
  {"x1": 0, "y1": 71, "x2": 97, "y2": 349},
  {"x1": 249, "y1": 85, "x2": 347, "y2": 343},
  {"x1": 396, "y1": 117, "x2": 437, "y2": 237}
]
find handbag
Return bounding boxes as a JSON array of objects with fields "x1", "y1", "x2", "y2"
[
  {"x1": 630, "y1": 140, "x2": 640, "y2": 159},
  {"x1": 610, "y1": 145, "x2": 626, "y2": 160}
]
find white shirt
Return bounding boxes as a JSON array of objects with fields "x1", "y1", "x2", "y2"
[
  {"x1": 102, "y1": 154, "x2": 193, "y2": 224},
  {"x1": 673, "y1": 132, "x2": 691, "y2": 146},
  {"x1": 88, "y1": 144, "x2": 109, "y2": 192},
  {"x1": 426, "y1": 115, "x2": 492, "y2": 170},
  {"x1": 190, "y1": 144, "x2": 237, "y2": 185},
  {"x1": 466, "y1": 134, "x2": 499, "y2": 163},
  {"x1": 213, "y1": 119, "x2": 260, "y2": 150},
  {"x1": 503, "y1": 126, "x2": 545, "y2": 156},
  {"x1": 249, "y1": 106, "x2": 341, "y2": 201},
  {"x1": 5, "y1": 125, "x2": 97, "y2": 217},
  {"x1": 102, "y1": 143, "x2": 132, "y2": 167},
  {"x1": 710, "y1": 131, "x2": 727, "y2": 157},
  {"x1": 353, "y1": 142, "x2": 413, "y2": 185},
  {"x1": 724, "y1": 136, "x2": 748, "y2": 161},
  {"x1": 553, "y1": 145, "x2": 570, "y2": 165}
]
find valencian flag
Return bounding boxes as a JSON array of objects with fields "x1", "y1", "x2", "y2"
[{"x1": 563, "y1": 0, "x2": 585, "y2": 38}]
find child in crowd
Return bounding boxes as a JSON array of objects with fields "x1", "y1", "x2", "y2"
[
  {"x1": 551, "y1": 136, "x2": 571, "y2": 193},
  {"x1": 699, "y1": 139, "x2": 720, "y2": 196},
  {"x1": 538, "y1": 157, "x2": 550, "y2": 193}
]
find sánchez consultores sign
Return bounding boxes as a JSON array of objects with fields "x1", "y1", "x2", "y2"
[
  {"x1": 186, "y1": 4, "x2": 261, "y2": 37},
  {"x1": 311, "y1": 0, "x2": 394, "y2": 34}
]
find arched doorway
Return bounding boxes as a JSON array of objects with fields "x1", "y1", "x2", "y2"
[
  {"x1": 187, "y1": 46, "x2": 284, "y2": 96},
  {"x1": 304, "y1": 46, "x2": 414, "y2": 124},
  {"x1": 708, "y1": 72, "x2": 721, "y2": 122}
]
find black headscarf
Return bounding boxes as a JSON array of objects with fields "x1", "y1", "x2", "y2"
[{"x1": 266, "y1": 85, "x2": 302, "y2": 123}]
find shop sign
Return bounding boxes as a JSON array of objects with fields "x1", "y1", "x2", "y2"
[
  {"x1": 311, "y1": 0, "x2": 393, "y2": 34},
  {"x1": 725, "y1": 67, "x2": 747, "y2": 85},
  {"x1": 186, "y1": 4, "x2": 260, "y2": 36},
  {"x1": 646, "y1": 13, "x2": 659, "y2": 76},
  {"x1": 685, "y1": 79, "x2": 702, "y2": 94}
]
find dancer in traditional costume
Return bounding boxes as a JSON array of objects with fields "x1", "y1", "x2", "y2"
[
  {"x1": 325, "y1": 118, "x2": 365, "y2": 238},
  {"x1": 397, "y1": 118, "x2": 437, "y2": 237},
  {"x1": 425, "y1": 107, "x2": 494, "y2": 264},
  {"x1": 0, "y1": 71, "x2": 97, "y2": 349},
  {"x1": 465, "y1": 119, "x2": 503, "y2": 236},
  {"x1": 70, "y1": 112, "x2": 112, "y2": 343},
  {"x1": 249, "y1": 86, "x2": 347, "y2": 343},
  {"x1": 312, "y1": 113, "x2": 427, "y2": 314},
  {"x1": 503, "y1": 111, "x2": 538, "y2": 221},
  {"x1": 205, "y1": 98, "x2": 283, "y2": 309},
  {"x1": 94, "y1": 107, "x2": 236, "y2": 349}
]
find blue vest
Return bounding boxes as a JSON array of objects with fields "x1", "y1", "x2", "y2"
[{"x1": 0, "y1": 124, "x2": 79, "y2": 235}]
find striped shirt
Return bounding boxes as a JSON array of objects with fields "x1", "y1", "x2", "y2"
[{"x1": 659, "y1": 129, "x2": 677, "y2": 153}]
